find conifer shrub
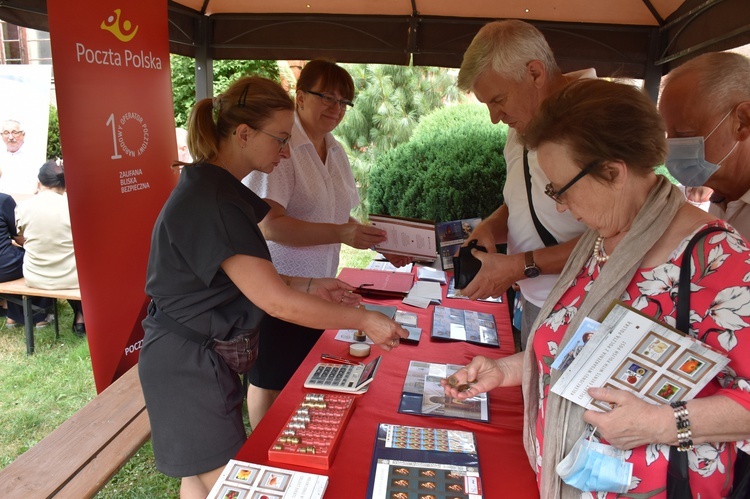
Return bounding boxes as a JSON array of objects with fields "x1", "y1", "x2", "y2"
[{"x1": 367, "y1": 103, "x2": 507, "y2": 222}]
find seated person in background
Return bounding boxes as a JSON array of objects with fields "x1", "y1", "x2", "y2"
[
  {"x1": 0, "y1": 190, "x2": 52, "y2": 328},
  {"x1": 15, "y1": 160, "x2": 84, "y2": 335},
  {"x1": 444, "y1": 79, "x2": 750, "y2": 497}
]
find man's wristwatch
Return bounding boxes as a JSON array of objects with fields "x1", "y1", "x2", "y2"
[{"x1": 523, "y1": 251, "x2": 541, "y2": 278}]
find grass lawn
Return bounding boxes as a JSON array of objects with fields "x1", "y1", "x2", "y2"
[{"x1": 0, "y1": 247, "x2": 375, "y2": 498}]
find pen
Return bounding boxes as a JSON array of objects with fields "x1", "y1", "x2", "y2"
[{"x1": 321, "y1": 353, "x2": 363, "y2": 366}]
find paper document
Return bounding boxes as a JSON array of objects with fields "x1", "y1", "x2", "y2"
[{"x1": 551, "y1": 302, "x2": 730, "y2": 411}]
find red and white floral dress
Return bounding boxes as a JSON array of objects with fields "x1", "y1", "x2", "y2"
[{"x1": 533, "y1": 221, "x2": 750, "y2": 498}]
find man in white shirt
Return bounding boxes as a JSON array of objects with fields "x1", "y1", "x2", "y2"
[
  {"x1": 456, "y1": 20, "x2": 593, "y2": 348},
  {"x1": 0, "y1": 119, "x2": 40, "y2": 197},
  {"x1": 659, "y1": 51, "x2": 750, "y2": 239}
]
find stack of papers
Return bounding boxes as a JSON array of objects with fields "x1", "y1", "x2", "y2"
[
  {"x1": 416, "y1": 266, "x2": 447, "y2": 284},
  {"x1": 403, "y1": 281, "x2": 442, "y2": 308}
]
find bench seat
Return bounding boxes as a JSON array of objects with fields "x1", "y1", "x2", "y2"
[
  {"x1": 0, "y1": 277, "x2": 82, "y2": 354},
  {"x1": 0, "y1": 365, "x2": 150, "y2": 498}
]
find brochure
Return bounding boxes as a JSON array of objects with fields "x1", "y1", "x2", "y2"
[
  {"x1": 431, "y1": 306, "x2": 499, "y2": 347},
  {"x1": 435, "y1": 217, "x2": 482, "y2": 270},
  {"x1": 551, "y1": 301, "x2": 730, "y2": 411},
  {"x1": 207, "y1": 459, "x2": 328, "y2": 499},
  {"x1": 398, "y1": 360, "x2": 489, "y2": 422},
  {"x1": 368, "y1": 214, "x2": 437, "y2": 261},
  {"x1": 366, "y1": 423, "x2": 483, "y2": 499}
]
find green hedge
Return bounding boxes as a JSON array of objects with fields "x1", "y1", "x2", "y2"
[{"x1": 367, "y1": 103, "x2": 507, "y2": 222}]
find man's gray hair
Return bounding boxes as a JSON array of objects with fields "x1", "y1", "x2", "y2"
[
  {"x1": 457, "y1": 19, "x2": 559, "y2": 91},
  {"x1": 664, "y1": 52, "x2": 750, "y2": 112}
]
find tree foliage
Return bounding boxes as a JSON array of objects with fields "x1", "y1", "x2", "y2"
[
  {"x1": 170, "y1": 55, "x2": 279, "y2": 128},
  {"x1": 330, "y1": 64, "x2": 467, "y2": 219},
  {"x1": 335, "y1": 64, "x2": 465, "y2": 156},
  {"x1": 367, "y1": 103, "x2": 507, "y2": 222},
  {"x1": 46, "y1": 105, "x2": 61, "y2": 160}
]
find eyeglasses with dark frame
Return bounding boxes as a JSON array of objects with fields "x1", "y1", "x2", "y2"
[
  {"x1": 305, "y1": 90, "x2": 354, "y2": 110},
  {"x1": 255, "y1": 128, "x2": 291, "y2": 152},
  {"x1": 544, "y1": 161, "x2": 600, "y2": 204}
]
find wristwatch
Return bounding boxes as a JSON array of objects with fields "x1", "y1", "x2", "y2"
[{"x1": 523, "y1": 251, "x2": 541, "y2": 278}]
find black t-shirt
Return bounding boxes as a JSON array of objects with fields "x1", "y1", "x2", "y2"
[
  {"x1": 145, "y1": 163, "x2": 271, "y2": 340},
  {"x1": 0, "y1": 193, "x2": 25, "y2": 281}
]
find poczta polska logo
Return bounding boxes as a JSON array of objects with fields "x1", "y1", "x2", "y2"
[{"x1": 75, "y1": 8, "x2": 162, "y2": 70}]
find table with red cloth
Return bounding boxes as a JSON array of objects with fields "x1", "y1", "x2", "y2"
[{"x1": 236, "y1": 280, "x2": 539, "y2": 498}]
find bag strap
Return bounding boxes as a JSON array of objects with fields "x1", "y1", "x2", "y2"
[
  {"x1": 676, "y1": 226, "x2": 730, "y2": 332},
  {"x1": 523, "y1": 148, "x2": 558, "y2": 248},
  {"x1": 668, "y1": 225, "x2": 730, "y2": 499},
  {"x1": 148, "y1": 300, "x2": 215, "y2": 349}
]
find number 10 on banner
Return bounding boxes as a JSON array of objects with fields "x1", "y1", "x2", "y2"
[{"x1": 106, "y1": 112, "x2": 150, "y2": 160}]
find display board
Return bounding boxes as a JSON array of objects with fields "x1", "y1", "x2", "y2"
[{"x1": 48, "y1": 1, "x2": 178, "y2": 391}]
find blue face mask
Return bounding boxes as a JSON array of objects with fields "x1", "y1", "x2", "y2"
[
  {"x1": 665, "y1": 108, "x2": 738, "y2": 187},
  {"x1": 556, "y1": 425, "x2": 633, "y2": 493}
]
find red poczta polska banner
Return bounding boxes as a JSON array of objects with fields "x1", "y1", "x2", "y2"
[{"x1": 48, "y1": 1, "x2": 178, "y2": 391}]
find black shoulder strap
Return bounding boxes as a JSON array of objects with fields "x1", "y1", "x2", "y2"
[
  {"x1": 523, "y1": 148, "x2": 558, "y2": 248},
  {"x1": 147, "y1": 300, "x2": 215, "y2": 348},
  {"x1": 676, "y1": 226, "x2": 731, "y2": 333}
]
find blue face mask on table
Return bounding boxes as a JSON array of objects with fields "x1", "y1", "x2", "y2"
[
  {"x1": 556, "y1": 425, "x2": 633, "y2": 493},
  {"x1": 665, "y1": 108, "x2": 738, "y2": 187}
]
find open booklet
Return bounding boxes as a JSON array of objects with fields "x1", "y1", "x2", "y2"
[
  {"x1": 551, "y1": 301, "x2": 730, "y2": 412},
  {"x1": 431, "y1": 306, "x2": 499, "y2": 347},
  {"x1": 366, "y1": 423, "x2": 483, "y2": 499},
  {"x1": 207, "y1": 459, "x2": 328, "y2": 499},
  {"x1": 368, "y1": 214, "x2": 437, "y2": 261},
  {"x1": 398, "y1": 360, "x2": 489, "y2": 422}
]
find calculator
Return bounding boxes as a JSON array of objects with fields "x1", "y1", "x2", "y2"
[{"x1": 303, "y1": 356, "x2": 382, "y2": 394}]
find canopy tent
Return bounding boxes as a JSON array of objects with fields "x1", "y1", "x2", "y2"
[{"x1": 2, "y1": 0, "x2": 749, "y2": 98}]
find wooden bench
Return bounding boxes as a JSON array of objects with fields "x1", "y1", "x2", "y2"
[
  {"x1": 0, "y1": 364, "x2": 151, "y2": 499},
  {"x1": 0, "y1": 278, "x2": 81, "y2": 354}
]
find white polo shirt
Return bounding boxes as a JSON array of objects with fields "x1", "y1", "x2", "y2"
[
  {"x1": 243, "y1": 113, "x2": 359, "y2": 278},
  {"x1": 504, "y1": 68, "x2": 596, "y2": 307}
]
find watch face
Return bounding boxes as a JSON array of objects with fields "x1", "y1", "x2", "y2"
[{"x1": 524, "y1": 266, "x2": 541, "y2": 278}]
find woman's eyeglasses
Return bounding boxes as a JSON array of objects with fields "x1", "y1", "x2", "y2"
[
  {"x1": 545, "y1": 161, "x2": 600, "y2": 204},
  {"x1": 305, "y1": 91, "x2": 354, "y2": 110},
  {"x1": 255, "y1": 129, "x2": 291, "y2": 152}
]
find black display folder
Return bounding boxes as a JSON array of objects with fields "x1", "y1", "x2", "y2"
[
  {"x1": 431, "y1": 306, "x2": 499, "y2": 347},
  {"x1": 366, "y1": 423, "x2": 483, "y2": 499},
  {"x1": 398, "y1": 360, "x2": 489, "y2": 423}
]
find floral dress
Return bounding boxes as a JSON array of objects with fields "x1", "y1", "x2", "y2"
[{"x1": 533, "y1": 221, "x2": 750, "y2": 498}]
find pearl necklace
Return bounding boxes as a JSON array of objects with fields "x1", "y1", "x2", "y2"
[{"x1": 593, "y1": 235, "x2": 609, "y2": 263}]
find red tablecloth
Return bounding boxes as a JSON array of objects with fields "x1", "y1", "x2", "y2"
[{"x1": 236, "y1": 283, "x2": 539, "y2": 498}]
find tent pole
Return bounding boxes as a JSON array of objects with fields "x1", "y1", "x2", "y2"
[{"x1": 194, "y1": 15, "x2": 213, "y2": 100}]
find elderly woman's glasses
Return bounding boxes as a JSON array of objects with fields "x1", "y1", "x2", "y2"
[
  {"x1": 255, "y1": 129, "x2": 291, "y2": 152},
  {"x1": 306, "y1": 90, "x2": 354, "y2": 110},
  {"x1": 545, "y1": 161, "x2": 600, "y2": 204}
]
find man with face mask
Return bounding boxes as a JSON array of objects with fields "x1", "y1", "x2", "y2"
[{"x1": 659, "y1": 51, "x2": 750, "y2": 238}]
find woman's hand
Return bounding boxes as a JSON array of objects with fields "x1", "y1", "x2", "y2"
[
  {"x1": 584, "y1": 387, "x2": 669, "y2": 450},
  {"x1": 381, "y1": 252, "x2": 413, "y2": 268},
  {"x1": 361, "y1": 311, "x2": 409, "y2": 351},
  {"x1": 440, "y1": 355, "x2": 505, "y2": 400},
  {"x1": 307, "y1": 278, "x2": 362, "y2": 306},
  {"x1": 338, "y1": 222, "x2": 387, "y2": 250}
]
